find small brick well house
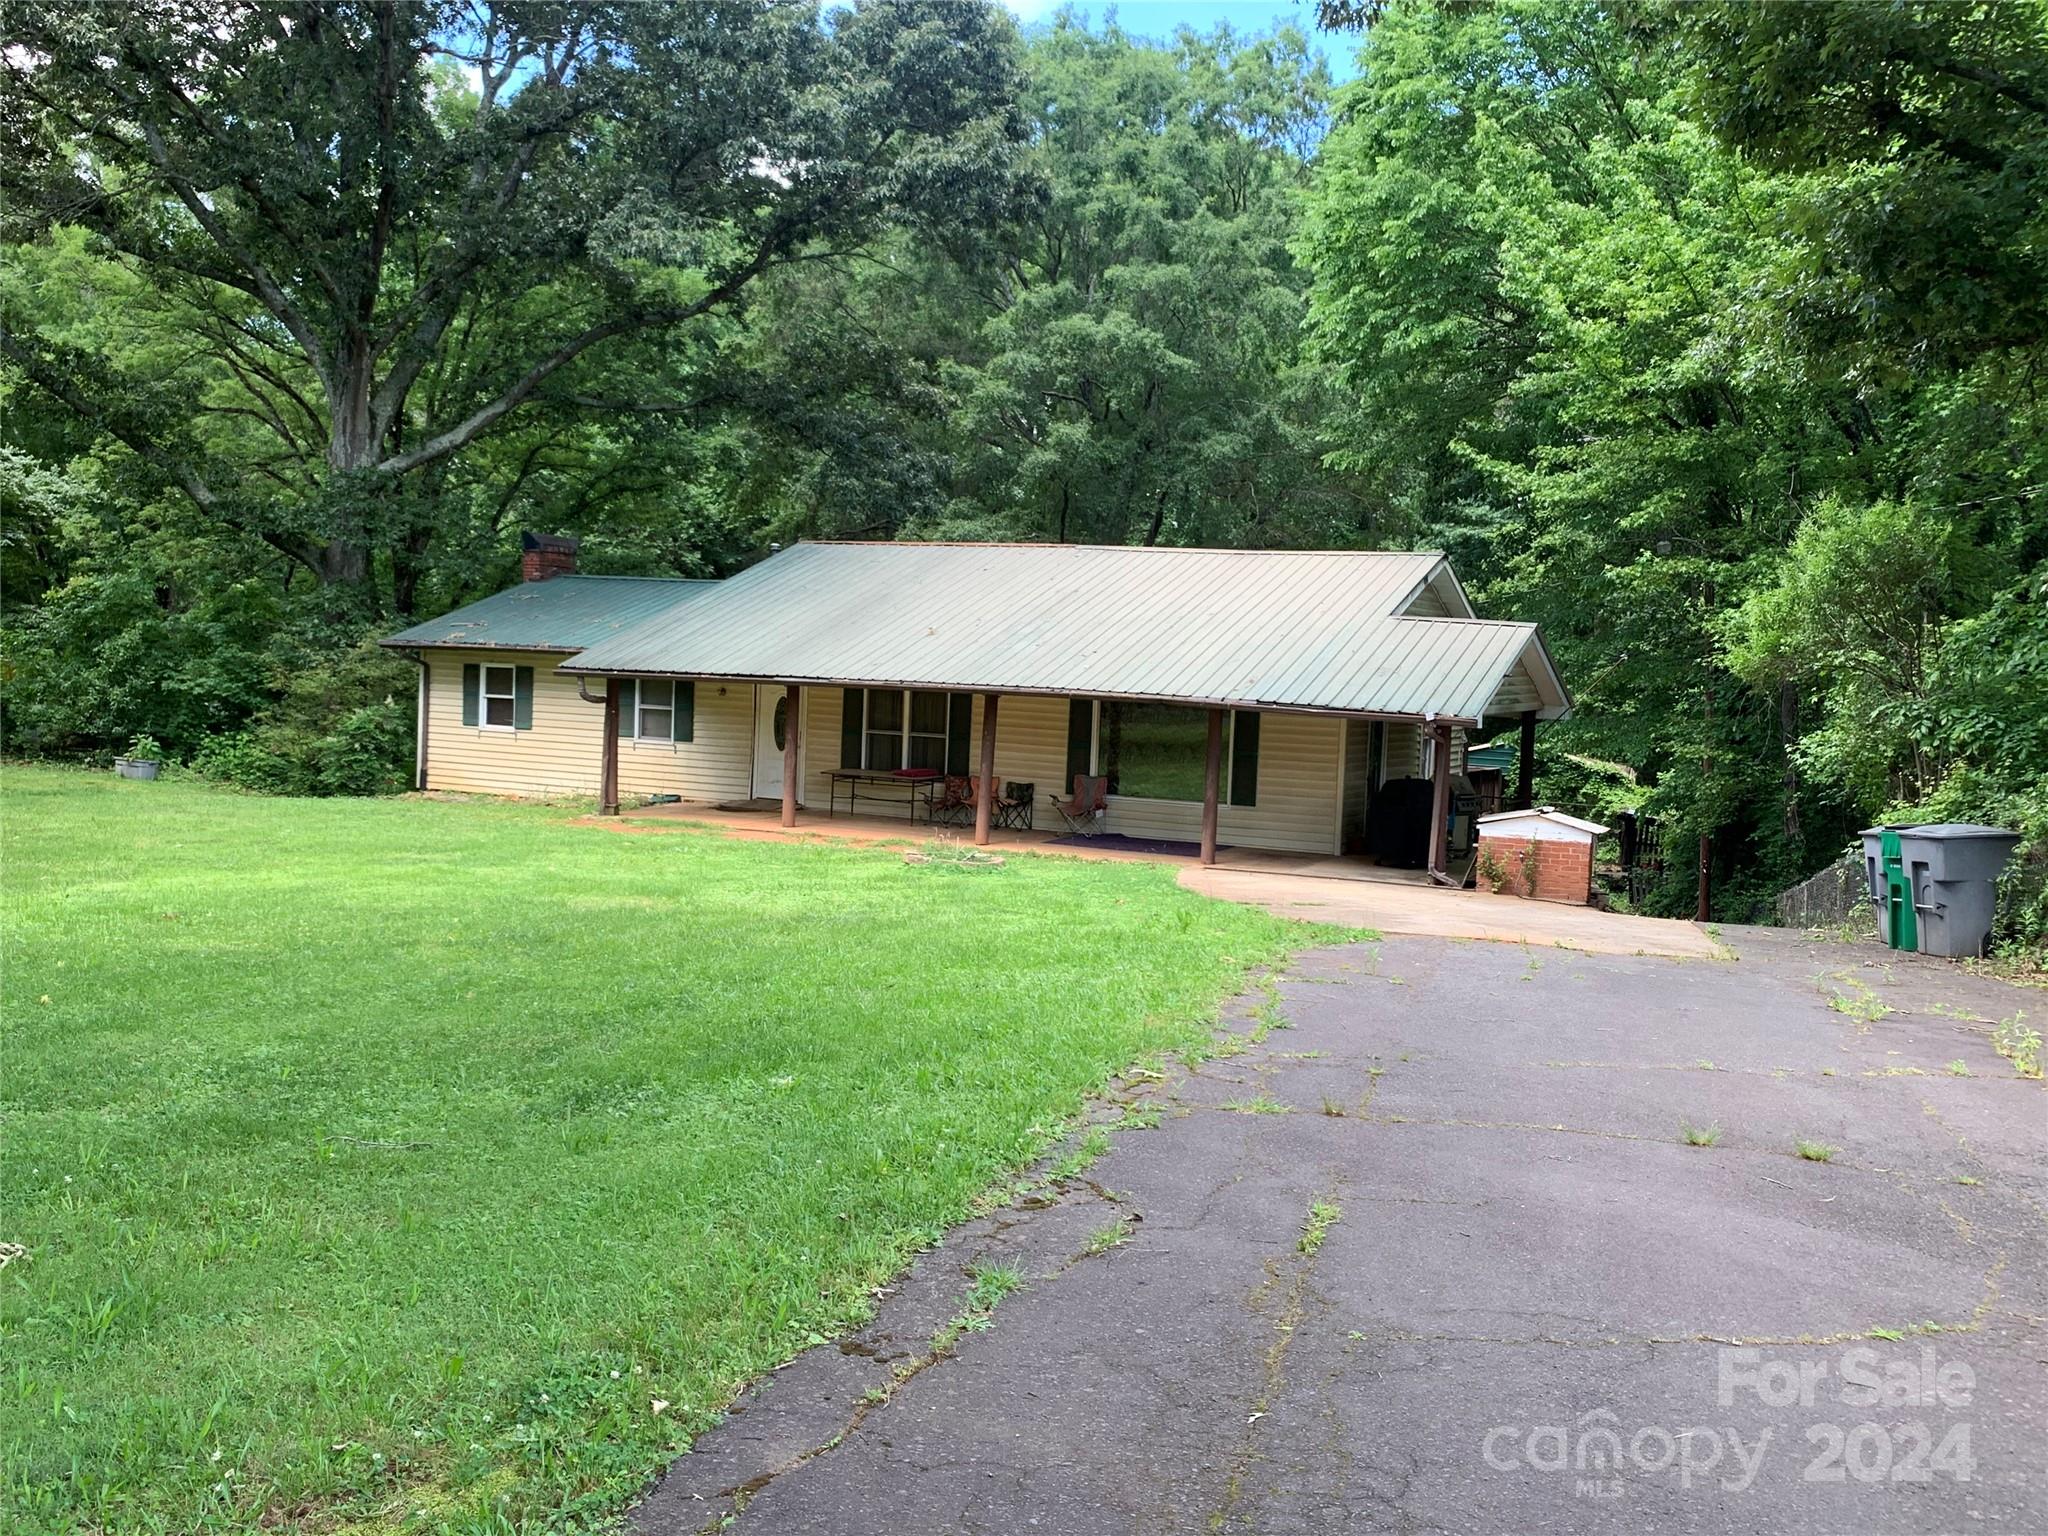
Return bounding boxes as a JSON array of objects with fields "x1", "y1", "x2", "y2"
[{"x1": 1473, "y1": 807, "x2": 1606, "y2": 906}]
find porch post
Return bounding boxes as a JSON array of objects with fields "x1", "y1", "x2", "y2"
[
  {"x1": 1427, "y1": 721, "x2": 1453, "y2": 884},
  {"x1": 781, "y1": 684, "x2": 801, "y2": 828},
  {"x1": 413, "y1": 656, "x2": 430, "y2": 791},
  {"x1": 1516, "y1": 709, "x2": 1536, "y2": 810},
  {"x1": 600, "y1": 683, "x2": 621, "y2": 816},
  {"x1": 1200, "y1": 706, "x2": 1224, "y2": 866},
  {"x1": 973, "y1": 692, "x2": 1000, "y2": 846}
]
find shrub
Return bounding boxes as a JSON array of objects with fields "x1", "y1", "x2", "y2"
[
  {"x1": 188, "y1": 731, "x2": 302, "y2": 794},
  {"x1": 189, "y1": 641, "x2": 414, "y2": 797}
]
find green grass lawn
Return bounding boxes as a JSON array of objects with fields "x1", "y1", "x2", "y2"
[{"x1": 0, "y1": 766, "x2": 1319, "y2": 1534}]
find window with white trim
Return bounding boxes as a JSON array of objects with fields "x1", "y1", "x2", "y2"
[
  {"x1": 906, "y1": 690, "x2": 948, "y2": 771},
  {"x1": 482, "y1": 664, "x2": 518, "y2": 728},
  {"x1": 846, "y1": 688, "x2": 969, "y2": 772},
  {"x1": 864, "y1": 687, "x2": 904, "y2": 768},
  {"x1": 637, "y1": 679, "x2": 675, "y2": 742}
]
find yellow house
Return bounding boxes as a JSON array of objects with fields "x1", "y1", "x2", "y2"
[{"x1": 383, "y1": 537, "x2": 1569, "y2": 881}]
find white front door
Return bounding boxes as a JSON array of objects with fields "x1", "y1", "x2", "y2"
[{"x1": 753, "y1": 686, "x2": 788, "y2": 800}]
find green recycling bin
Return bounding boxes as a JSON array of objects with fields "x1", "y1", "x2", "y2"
[{"x1": 1859, "y1": 824, "x2": 2022, "y2": 958}]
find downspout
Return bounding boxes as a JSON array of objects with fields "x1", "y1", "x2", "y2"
[{"x1": 406, "y1": 651, "x2": 430, "y2": 791}]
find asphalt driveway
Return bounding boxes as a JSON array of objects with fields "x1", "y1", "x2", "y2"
[{"x1": 636, "y1": 930, "x2": 2046, "y2": 1535}]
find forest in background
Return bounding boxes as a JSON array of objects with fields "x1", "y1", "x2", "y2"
[{"x1": 2, "y1": 0, "x2": 2044, "y2": 944}]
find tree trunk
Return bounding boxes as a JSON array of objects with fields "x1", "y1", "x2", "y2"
[
  {"x1": 314, "y1": 336, "x2": 379, "y2": 599},
  {"x1": 1778, "y1": 680, "x2": 1802, "y2": 845}
]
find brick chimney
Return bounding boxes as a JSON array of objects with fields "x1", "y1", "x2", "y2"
[{"x1": 521, "y1": 531, "x2": 580, "y2": 582}]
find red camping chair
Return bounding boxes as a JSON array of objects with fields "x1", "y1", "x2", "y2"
[
  {"x1": 931, "y1": 775, "x2": 971, "y2": 827},
  {"x1": 1052, "y1": 774, "x2": 1108, "y2": 836},
  {"x1": 964, "y1": 775, "x2": 1000, "y2": 827}
]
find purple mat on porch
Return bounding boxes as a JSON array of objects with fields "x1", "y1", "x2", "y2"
[{"x1": 1047, "y1": 832, "x2": 1221, "y2": 858}]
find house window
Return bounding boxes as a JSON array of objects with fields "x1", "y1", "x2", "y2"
[
  {"x1": 612, "y1": 678, "x2": 692, "y2": 744},
  {"x1": 637, "y1": 679, "x2": 675, "y2": 742},
  {"x1": 482, "y1": 665, "x2": 518, "y2": 729},
  {"x1": 1096, "y1": 700, "x2": 1258, "y2": 805},
  {"x1": 845, "y1": 689, "x2": 972, "y2": 772},
  {"x1": 863, "y1": 687, "x2": 905, "y2": 768},
  {"x1": 907, "y1": 690, "x2": 949, "y2": 772}
]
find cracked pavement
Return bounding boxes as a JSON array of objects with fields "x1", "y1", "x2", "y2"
[{"x1": 633, "y1": 929, "x2": 2046, "y2": 1534}]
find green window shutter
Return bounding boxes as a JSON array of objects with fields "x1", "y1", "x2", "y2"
[
  {"x1": 840, "y1": 689, "x2": 864, "y2": 768},
  {"x1": 946, "y1": 692, "x2": 972, "y2": 775},
  {"x1": 675, "y1": 680, "x2": 695, "y2": 743},
  {"x1": 1229, "y1": 710, "x2": 1260, "y2": 807},
  {"x1": 461, "y1": 663, "x2": 480, "y2": 727},
  {"x1": 615, "y1": 679, "x2": 636, "y2": 739},
  {"x1": 1066, "y1": 697, "x2": 1092, "y2": 791},
  {"x1": 513, "y1": 667, "x2": 534, "y2": 730}
]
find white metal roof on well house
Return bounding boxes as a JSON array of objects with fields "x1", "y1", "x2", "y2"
[{"x1": 561, "y1": 542, "x2": 1569, "y2": 724}]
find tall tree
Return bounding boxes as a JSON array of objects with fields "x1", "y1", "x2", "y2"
[
  {"x1": 1680, "y1": 0, "x2": 2048, "y2": 368},
  {"x1": 939, "y1": 18, "x2": 1351, "y2": 547},
  {"x1": 0, "y1": 0, "x2": 1027, "y2": 605},
  {"x1": 1298, "y1": 0, "x2": 1869, "y2": 912}
]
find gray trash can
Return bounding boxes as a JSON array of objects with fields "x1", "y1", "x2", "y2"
[{"x1": 1859, "y1": 823, "x2": 2022, "y2": 958}]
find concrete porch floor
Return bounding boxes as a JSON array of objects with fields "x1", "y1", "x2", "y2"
[
  {"x1": 601, "y1": 800, "x2": 1718, "y2": 959},
  {"x1": 611, "y1": 799, "x2": 1442, "y2": 883}
]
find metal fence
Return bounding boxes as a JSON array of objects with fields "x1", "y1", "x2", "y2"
[{"x1": 1527, "y1": 804, "x2": 1664, "y2": 909}]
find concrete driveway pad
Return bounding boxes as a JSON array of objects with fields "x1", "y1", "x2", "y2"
[{"x1": 635, "y1": 929, "x2": 2047, "y2": 1535}]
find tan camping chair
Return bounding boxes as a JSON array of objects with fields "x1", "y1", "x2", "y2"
[{"x1": 1051, "y1": 774, "x2": 1108, "y2": 836}]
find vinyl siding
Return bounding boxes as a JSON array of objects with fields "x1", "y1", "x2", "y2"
[
  {"x1": 1374, "y1": 721, "x2": 1467, "y2": 786},
  {"x1": 1484, "y1": 655, "x2": 1547, "y2": 718},
  {"x1": 1340, "y1": 718, "x2": 1373, "y2": 853},
  {"x1": 618, "y1": 680, "x2": 754, "y2": 804},
  {"x1": 1382, "y1": 721, "x2": 1423, "y2": 781},
  {"x1": 420, "y1": 649, "x2": 754, "y2": 802},
  {"x1": 1404, "y1": 585, "x2": 1453, "y2": 618},
  {"x1": 422, "y1": 649, "x2": 600, "y2": 797},
  {"x1": 799, "y1": 687, "x2": 844, "y2": 809}
]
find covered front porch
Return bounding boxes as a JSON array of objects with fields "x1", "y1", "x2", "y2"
[
  {"x1": 592, "y1": 678, "x2": 1530, "y2": 885},
  {"x1": 608, "y1": 797, "x2": 1477, "y2": 886}
]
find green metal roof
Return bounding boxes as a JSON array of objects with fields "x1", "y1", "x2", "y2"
[
  {"x1": 381, "y1": 575, "x2": 715, "y2": 653},
  {"x1": 562, "y1": 542, "x2": 1570, "y2": 724},
  {"x1": 1466, "y1": 742, "x2": 1516, "y2": 772}
]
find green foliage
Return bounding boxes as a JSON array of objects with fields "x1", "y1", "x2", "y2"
[
  {"x1": 1680, "y1": 0, "x2": 2048, "y2": 367},
  {"x1": 1474, "y1": 843, "x2": 1509, "y2": 895},
  {"x1": 188, "y1": 641, "x2": 417, "y2": 797},
  {"x1": 761, "y1": 18, "x2": 1362, "y2": 549},
  {"x1": 1725, "y1": 498, "x2": 1976, "y2": 808},
  {"x1": 1301, "y1": 0, "x2": 2048, "y2": 930},
  {"x1": 1, "y1": 569, "x2": 281, "y2": 757},
  {"x1": 1991, "y1": 1013, "x2": 2044, "y2": 1079},
  {"x1": 0, "y1": 0, "x2": 1030, "y2": 599},
  {"x1": 932, "y1": 19, "x2": 1351, "y2": 547}
]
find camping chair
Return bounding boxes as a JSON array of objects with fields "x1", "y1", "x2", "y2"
[
  {"x1": 931, "y1": 775, "x2": 971, "y2": 827},
  {"x1": 1051, "y1": 774, "x2": 1108, "y2": 836},
  {"x1": 995, "y1": 781, "x2": 1035, "y2": 831},
  {"x1": 957, "y1": 775, "x2": 999, "y2": 829}
]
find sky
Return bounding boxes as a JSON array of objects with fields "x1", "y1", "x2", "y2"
[{"x1": 1001, "y1": 0, "x2": 1364, "y2": 81}]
